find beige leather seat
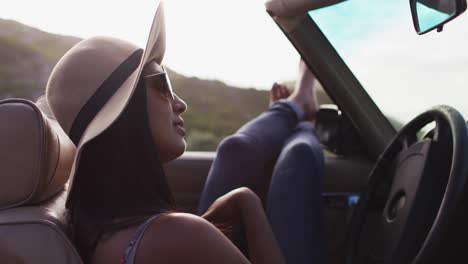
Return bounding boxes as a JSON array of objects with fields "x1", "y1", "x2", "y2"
[{"x1": 0, "y1": 98, "x2": 83, "y2": 263}]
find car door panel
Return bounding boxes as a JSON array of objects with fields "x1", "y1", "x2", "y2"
[{"x1": 165, "y1": 151, "x2": 371, "y2": 213}]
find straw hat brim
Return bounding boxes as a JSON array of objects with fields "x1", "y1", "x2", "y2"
[{"x1": 63, "y1": 1, "x2": 167, "y2": 207}]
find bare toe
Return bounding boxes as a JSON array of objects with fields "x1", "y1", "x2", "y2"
[
  {"x1": 269, "y1": 83, "x2": 279, "y2": 106},
  {"x1": 279, "y1": 85, "x2": 291, "y2": 98},
  {"x1": 270, "y1": 83, "x2": 290, "y2": 106}
]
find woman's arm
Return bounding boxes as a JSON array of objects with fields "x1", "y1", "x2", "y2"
[
  {"x1": 136, "y1": 213, "x2": 252, "y2": 264},
  {"x1": 136, "y1": 189, "x2": 285, "y2": 264},
  {"x1": 202, "y1": 187, "x2": 286, "y2": 264}
]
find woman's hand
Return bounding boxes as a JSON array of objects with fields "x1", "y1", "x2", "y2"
[
  {"x1": 203, "y1": 187, "x2": 285, "y2": 264},
  {"x1": 201, "y1": 187, "x2": 261, "y2": 243}
]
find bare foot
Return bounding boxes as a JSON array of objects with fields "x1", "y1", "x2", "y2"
[
  {"x1": 288, "y1": 60, "x2": 319, "y2": 120},
  {"x1": 269, "y1": 82, "x2": 291, "y2": 106}
]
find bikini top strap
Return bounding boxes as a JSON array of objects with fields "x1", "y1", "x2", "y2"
[{"x1": 121, "y1": 213, "x2": 165, "y2": 264}]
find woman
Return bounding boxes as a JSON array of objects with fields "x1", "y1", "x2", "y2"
[{"x1": 46, "y1": 3, "x2": 323, "y2": 264}]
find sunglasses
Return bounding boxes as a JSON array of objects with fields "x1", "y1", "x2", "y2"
[{"x1": 142, "y1": 65, "x2": 175, "y2": 100}]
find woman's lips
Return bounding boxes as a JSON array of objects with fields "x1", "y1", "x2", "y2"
[{"x1": 173, "y1": 121, "x2": 185, "y2": 136}]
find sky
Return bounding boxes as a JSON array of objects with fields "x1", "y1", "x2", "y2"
[
  {"x1": 0, "y1": 0, "x2": 299, "y2": 89},
  {"x1": 2, "y1": 0, "x2": 468, "y2": 123},
  {"x1": 309, "y1": 0, "x2": 468, "y2": 123}
]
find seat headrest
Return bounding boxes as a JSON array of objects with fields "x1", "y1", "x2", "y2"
[{"x1": 0, "y1": 98, "x2": 76, "y2": 210}]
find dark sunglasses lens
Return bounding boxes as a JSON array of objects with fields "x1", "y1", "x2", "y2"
[{"x1": 146, "y1": 73, "x2": 174, "y2": 100}]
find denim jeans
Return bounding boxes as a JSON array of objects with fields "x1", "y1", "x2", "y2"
[{"x1": 198, "y1": 101, "x2": 325, "y2": 264}]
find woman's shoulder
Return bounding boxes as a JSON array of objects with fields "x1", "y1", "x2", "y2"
[
  {"x1": 139, "y1": 212, "x2": 224, "y2": 250},
  {"x1": 136, "y1": 212, "x2": 249, "y2": 264}
]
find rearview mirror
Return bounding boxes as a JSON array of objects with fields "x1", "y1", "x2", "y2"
[{"x1": 410, "y1": 0, "x2": 467, "y2": 34}]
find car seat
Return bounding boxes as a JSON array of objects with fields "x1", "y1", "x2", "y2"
[{"x1": 0, "y1": 98, "x2": 83, "y2": 263}]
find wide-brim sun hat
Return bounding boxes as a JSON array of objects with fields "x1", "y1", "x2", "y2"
[{"x1": 46, "y1": 1, "x2": 166, "y2": 208}]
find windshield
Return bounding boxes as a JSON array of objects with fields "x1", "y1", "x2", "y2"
[{"x1": 308, "y1": 0, "x2": 468, "y2": 127}]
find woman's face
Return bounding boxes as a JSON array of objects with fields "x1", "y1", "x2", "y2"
[{"x1": 144, "y1": 62, "x2": 187, "y2": 163}]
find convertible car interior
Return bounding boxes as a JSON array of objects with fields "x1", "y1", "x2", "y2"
[
  {"x1": 0, "y1": 97, "x2": 371, "y2": 263},
  {"x1": 0, "y1": 0, "x2": 467, "y2": 263}
]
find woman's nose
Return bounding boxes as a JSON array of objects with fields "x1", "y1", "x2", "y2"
[{"x1": 173, "y1": 94, "x2": 187, "y2": 114}]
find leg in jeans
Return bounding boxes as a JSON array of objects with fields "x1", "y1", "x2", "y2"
[
  {"x1": 197, "y1": 101, "x2": 301, "y2": 214},
  {"x1": 198, "y1": 59, "x2": 318, "y2": 214},
  {"x1": 267, "y1": 122, "x2": 324, "y2": 264}
]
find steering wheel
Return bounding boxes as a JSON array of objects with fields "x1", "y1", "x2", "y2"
[{"x1": 346, "y1": 105, "x2": 468, "y2": 264}]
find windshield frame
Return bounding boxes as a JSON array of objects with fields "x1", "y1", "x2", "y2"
[{"x1": 269, "y1": 13, "x2": 396, "y2": 159}]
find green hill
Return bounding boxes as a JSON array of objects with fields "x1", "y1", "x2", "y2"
[
  {"x1": 0, "y1": 19, "x2": 80, "y2": 99},
  {"x1": 0, "y1": 18, "x2": 331, "y2": 151}
]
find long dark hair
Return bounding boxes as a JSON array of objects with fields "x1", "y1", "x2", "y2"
[{"x1": 67, "y1": 79, "x2": 176, "y2": 262}]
